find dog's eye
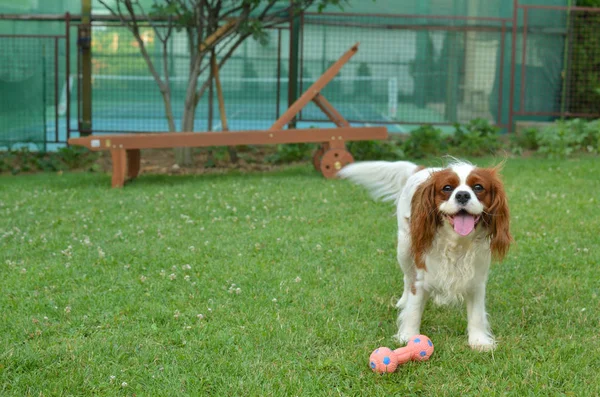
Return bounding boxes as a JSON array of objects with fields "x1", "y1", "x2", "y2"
[
  {"x1": 473, "y1": 184, "x2": 484, "y2": 192},
  {"x1": 442, "y1": 185, "x2": 453, "y2": 192}
]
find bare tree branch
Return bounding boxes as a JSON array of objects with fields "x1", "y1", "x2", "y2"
[{"x1": 98, "y1": 0, "x2": 167, "y2": 91}]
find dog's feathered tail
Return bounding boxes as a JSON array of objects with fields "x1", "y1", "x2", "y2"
[{"x1": 338, "y1": 161, "x2": 419, "y2": 203}]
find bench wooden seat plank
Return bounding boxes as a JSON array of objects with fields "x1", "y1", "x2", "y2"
[{"x1": 69, "y1": 126, "x2": 386, "y2": 151}]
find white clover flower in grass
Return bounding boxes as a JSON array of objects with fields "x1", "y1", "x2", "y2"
[
  {"x1": 182, "y1": 264, "x2": 192, "y2": 270},
  {"x1": 169, "y1": 273, "x2": 176, "y2": 281},
  {"x1": 64, "y1": 306, "x2": 71, "y2": 314},
  {"x1": 295, "y1": 276, "x2": 302, "y2": 283},
  {"x1": 121, "y1": 382, "x2": 128, "y2": 388},
  {"x1": 139, "y1": 275, "x2": 147, "y2": 283},
  {"x1": 61, "y1": 245, "x2": 73, "y2": 257},
  {"x1": 184, "y1": 275, "x2": 191, "y2": 282},
  {"x1": 197, "y1": 314, "x2": 204, "y2": 320}
]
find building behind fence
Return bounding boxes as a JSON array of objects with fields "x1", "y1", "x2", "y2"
[{"x1": 1, "y1": 0, "x2": 598, "y2": 149}]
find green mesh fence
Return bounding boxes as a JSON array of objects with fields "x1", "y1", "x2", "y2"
[
  {"x1": 0, "y1": 37, "x2": 48, "y2": 148},
  {"x1": 89, "y1": 23, "x2": 291, "y2": 132},
  {"x1": 0, "y1": 0, "x2": 588, "y2": 147},
  {"x1": 0, "y1": 0, "x2": 78, "y2": 149}
]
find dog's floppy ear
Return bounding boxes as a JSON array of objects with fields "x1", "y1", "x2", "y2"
[
  {"x1": 486, "y1": 169, "x2": 512, "y2": 261},
  {"x1": 410, "y1": 176, "x2": 440, "y2": 270}
]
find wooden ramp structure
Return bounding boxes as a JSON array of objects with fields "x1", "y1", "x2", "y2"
[{"x1": 69, "y1": 43, "x2": 388, "y2": 188}]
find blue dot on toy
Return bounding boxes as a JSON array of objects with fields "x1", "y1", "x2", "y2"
[
  {"x1": 428, "y1": 340, "x2": 433, "y2": 347},
  {"x1": 420, "y1": 351, "x2": 427, "y2": 357},
  {"x1": 383, "y1": 356, "x2": 391, "y2": 365},
  {"x1": 370, "y1": 361, "x2": 376, "y2": 369},
  {"x1": 414, "y1": 338, "x2": 421, "y2": 343}
]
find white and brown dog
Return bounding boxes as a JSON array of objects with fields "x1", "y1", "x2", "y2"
[{"x1": 339, "y1": 160, "x2": 512, "y2": 351}]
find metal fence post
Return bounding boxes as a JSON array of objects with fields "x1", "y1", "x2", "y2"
[
  {"x1": 508, "y1": 0, "x2": 519, "y2": 132},
  {"x1": 79, "y1": 0, "x2": 92, "y2": 136},
  {"x1": 288, "y1": 3, "x2": 301, "y2": 129}
]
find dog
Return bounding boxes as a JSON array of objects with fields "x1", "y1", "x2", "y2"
[{"x1": 339, "y1": 160, "x2": 512, "y2": 351}]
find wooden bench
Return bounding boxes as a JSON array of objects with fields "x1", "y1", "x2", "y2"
[{"x1": 69, "y1": 43, "x2": 388, "y2": 188}]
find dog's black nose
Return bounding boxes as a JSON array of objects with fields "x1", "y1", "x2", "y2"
[{"x1": 455, "y1": 191, "x2": 471, "y2": 205}]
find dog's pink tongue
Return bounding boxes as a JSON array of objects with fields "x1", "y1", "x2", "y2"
[{"x1": 453, "y1": 213, "x2": 476, "y2": 236}]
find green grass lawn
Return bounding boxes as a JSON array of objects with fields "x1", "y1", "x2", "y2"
[{"x1": 1, "y1": 157, "x2": 599, "y2": 396}]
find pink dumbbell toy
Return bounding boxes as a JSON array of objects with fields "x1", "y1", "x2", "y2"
[{"x1": 369, "y1": 335, "x2": 434, "y2": 373}]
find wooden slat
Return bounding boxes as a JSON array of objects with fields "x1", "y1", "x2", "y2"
[
  {"x1": 127, "y1": 149, "x2": 141, "y2": 179},
  {"x1": 312, "y1": 93, "x2": 351, "y2": 127},
  {"x1": 68, "y1": 126, "x2": 387, "y2": 151},
  {"x1": 269, "y1": 43, "x2": 359, "y2": 131},
  {"x1": 110, "y1": 148, "x2": 127, "y2": 188}
]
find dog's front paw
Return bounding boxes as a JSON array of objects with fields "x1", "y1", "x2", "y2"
[
  {"x1": 468, "y1": 333, "x2": 496, "y2": 351},
  {"x1": 394, "y1": 328, "x2": 420, "y2": 344}
]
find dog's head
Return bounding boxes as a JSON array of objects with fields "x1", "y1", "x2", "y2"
[{"x1": 410, "y1": 162, "x2": 512, "y2": 268}]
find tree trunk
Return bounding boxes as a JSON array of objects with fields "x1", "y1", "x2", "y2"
[
  {"x1": 175, "y1": 103, "x2": 196, "y2": 166},
  {"x1": 174, "y1": 148, "x2": 194, "y2": 166},
  {"x1": 173, "y1": 49, "x2": 203, "y2": 167}
]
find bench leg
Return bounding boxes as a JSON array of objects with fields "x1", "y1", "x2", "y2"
[
  {"x1": 110, "y1": 148, "x2": 127, "y2": 188},
  {"x1": 127, "y1": 149, "x2": 141, "y2": 179}
]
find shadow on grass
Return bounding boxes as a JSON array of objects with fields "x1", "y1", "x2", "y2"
[{"x1": 44, "y1": 164, "x2": 327, "y2": 191}]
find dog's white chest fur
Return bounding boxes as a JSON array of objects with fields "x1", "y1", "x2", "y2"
[{"x1": 422, "y1": 224, "x2": 491, "y2": 305}]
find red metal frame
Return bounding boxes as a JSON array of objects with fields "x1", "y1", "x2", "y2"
[
  {"x1": 508, "y1": 0, "x2": 519, "y2": 130},
  {"x1": 65, "y1": 13, "x2": 71, "y2": 142},
  {"x1": 498, "y1": 20, "x2": 506, "y2": 125},
  {"x1": 520, "y1": 7, "x2": 528, "y2": 114},
  {"x1": 54, "y1": 37, "x2": 59, "y2": 143},
  {"x1": 511, "y1": 2, "x2": 600, "y2": 120},
  {"x1": 305, "y1": 11, "x2": 511, "y2": 23}
]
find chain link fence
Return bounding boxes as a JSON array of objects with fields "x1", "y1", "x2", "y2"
[{"x1": 1, "y1": 1, "x2": 600, "y2": 148}]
